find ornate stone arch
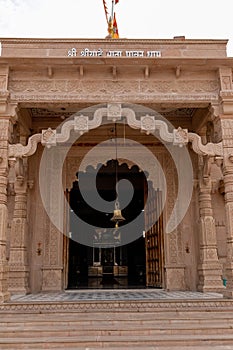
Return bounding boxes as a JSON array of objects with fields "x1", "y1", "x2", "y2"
[
  {"x1": 8, "y1": 103, "x2": 223, "y2": 160},
  {"x1": 7, "y1": 103, "x2": 225, "y2": 292}
]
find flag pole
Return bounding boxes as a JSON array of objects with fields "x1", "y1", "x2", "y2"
[
  {"x1": 111, "y1": 0, "x2": 115, "y2": 23},
  {"x1": 102, "y1": 0, "x2": 109, "y2": 24}
]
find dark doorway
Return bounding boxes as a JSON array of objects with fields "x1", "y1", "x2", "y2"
[
  {"x1": 67, "y1": 159, "x2": 162, "y2": 289},
  {"x1": 68, "y1": 237, "x2": 146, "y2": 289}
]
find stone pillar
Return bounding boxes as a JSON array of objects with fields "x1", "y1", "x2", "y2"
[
  {"x1": 221, "y1": 119, "x2": 233, "y2": 297},
  {"x1": 41, "y1": 148, "x2": 64, "y2": 292},
  {"x1": 9, "y1": 161, "x2": 29, "y2": 294},
  {"x1": 197, "y1": 163, "x2": 224, "y2": 293},
  {"x1": 0, "y1": 118, "x2": 12, "y2": 302},
  {"x1": 163, "y1": 153, "x2": 186, "y2": 291},
  {"x1": 217, "y1": 67, "x2": 233, "y2": 297},
  {"x1": 0, "y1": 65, "x2": 18, "y2": 301}
]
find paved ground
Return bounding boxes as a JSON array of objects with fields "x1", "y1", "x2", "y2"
[{"x1": 10, "y1": 289, "x2": 223, "y2": 302}]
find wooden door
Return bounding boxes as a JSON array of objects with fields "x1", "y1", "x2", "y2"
[
  {"x1": 145, "y1": 185, "x2": 164, "y2": 288},
  {"x1": 63, "y1": 189, "x2": 70, "y2": 289}
]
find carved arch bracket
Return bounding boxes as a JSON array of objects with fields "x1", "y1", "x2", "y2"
[
  {"x1": 9, "y1": 133, "x2": 42, "y2": 158},
  {"x1": 8, "y1": 103, "x2": 223, "y2": 159}
]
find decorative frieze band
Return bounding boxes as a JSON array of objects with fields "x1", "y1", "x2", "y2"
[
  {"x1": 8, "y1": 79, "x2": 220, "y2": 103},
  {"x1": 2, "y1": 299, "x2": 233, "y2": 313},
  {"x1": 9, "y1": 79, "x2": 220, "y2": 94}
]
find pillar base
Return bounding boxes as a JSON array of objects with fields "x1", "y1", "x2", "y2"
[
  {"x1": 223, "y1": 263, "x2": 233, "y2": 298},
  {"x1": 198, "y1": 262, "x2": 224, "y2": 293},
  {"x1": 165, "y1": 266, "x2": 186, "y2": 291},
  {"x1": 0, "y1": 264, "x2": 10, "y2": 303},
  {"x1": 223, "y1": 289, "x2": 233, "y2": 298},
  {"x1": 0, "y1": 291, "x2": 10, "y2": 303},
  {"x1": 8, "y1": 267, "x2": 29, "y2": 295},
  {"x1": 42, "y1": 267, "x2": 63, "y2": 292}
]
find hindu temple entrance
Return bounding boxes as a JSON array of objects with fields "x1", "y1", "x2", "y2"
[{"x1": 67, "y1": 159, "x2": 164, "y2": 289}]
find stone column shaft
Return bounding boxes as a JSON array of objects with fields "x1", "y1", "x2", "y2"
[
  {"x1": 222, "y1": 163, "x2": 233, "y2": 297},
  {"x1": 217, "y1": 116, "x2": 233, "y2": 298},
  {"x1": 9, "y1": 173, "x2": 29, "y2": 294},
  {"x1": 0, "y1": 119, "x2": 11, "y2": 302},
  {"x1": 41, "y1": 148, "x2": 63, "y2": 292},
  {"x1": 197, "y1": 174, "x2": 223, "y2": 293}
]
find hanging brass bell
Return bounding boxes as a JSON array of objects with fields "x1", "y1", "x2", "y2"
[
  {"x1": 111, "y1": 200, "x2": 125, "y2": 226},
  {"x1": 111, "y1": 208, "x2": 125, "y2": 223}
]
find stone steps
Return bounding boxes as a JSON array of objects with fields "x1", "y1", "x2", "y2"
[
  {"x1": 1, "y1": 298, "x2": 233, "y2": 349},
  {"x1": 1, "y1": 320, "x2": 233, "y2": 336},
  {"x1": 1, "y1": 329, "x2": 233, "y2": 339},
  {"x1": 1, "y1": 347, "x2": 233, "y2": 350},
  {"x1": 2, "y1": 333, "x2": 233, "y2": 349}
]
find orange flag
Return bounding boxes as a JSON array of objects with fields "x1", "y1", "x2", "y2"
[
  {"x1": 112, "y1": 12, "x2": 119, "y2": 38},
  {"x1": 115, "y1": 0, "x2": 119, "y2": 4}
]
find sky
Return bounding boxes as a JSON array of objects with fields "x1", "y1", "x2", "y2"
[{"x1": 0, "y1": 0, "x2": 232, "y2": 56}]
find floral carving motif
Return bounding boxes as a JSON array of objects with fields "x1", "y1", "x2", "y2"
[
  {"x1": 141, "y1": 115, "x2": 155, "y2": 132},
  {"x1": 173, "y1": 127, "x2": 189, "y2": 146},
  {"x1": 74, "y1": 115, "x2": 89, "y2": 133},
  {"x1": 41, "y1": 128, "x2": 56, "y2": 147},
  {"x1": 107, "y1": 103, "x2": 122, "y2": 121}
]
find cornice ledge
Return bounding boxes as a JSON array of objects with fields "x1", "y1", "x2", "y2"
[{"x1": 0, "y1": 37, "x2": 229, "y2": 44}]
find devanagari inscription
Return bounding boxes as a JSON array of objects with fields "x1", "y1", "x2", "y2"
[
  {"x1": 147, "y1": 50, "x2": 161, "y2": 58},
  {"x1": 80, "y1": 48, "x2": 103, "y2": 57},
  {"x1": 68, "y1": 48, "x2": 77, "y2": 57},
  {"x1": 106, "y1": 50, "x2": 123, "y2": 57},
  {"x1": 125, "y1": 50, "x2": 144, "y2": 57},
  {"x1": 67, "y1": 48, "x2": 162, "y2": 58}
]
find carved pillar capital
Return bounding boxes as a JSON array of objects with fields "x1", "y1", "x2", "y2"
[
  {"x1": 219, "y1": 67, "x2": 233, "y2": 92},
  {"x1": 0, "y1": 65, "x2": 10, "y2": 116},
  {"x1": 14, "y1": 175, "x2": 27, "y2": 193},
  {"x1": 0, "y1": 102, "x2": 19, "y2": 124},
  {"x1": 218, "y1": 68, "x2": 233, "y2": 114},
  {"x1": 209, "y1": 103, "x2": 221, "y2": 120},
  {"x1": 219, "y1": 67, "x2": 233, "y2": 115},
  {"x1": 206, "y1": 103, "x2": 223, "y2": 143}
]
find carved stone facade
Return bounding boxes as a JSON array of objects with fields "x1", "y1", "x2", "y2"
[{"x1": 0, "y1": 37, "x2": 232, "y2": 300}]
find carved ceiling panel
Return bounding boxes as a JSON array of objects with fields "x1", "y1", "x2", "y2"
[
  {"x1": 18, "y1": 103, "x2": 204, "y2": 134},
  {"x1": 28, "y1": 105, "x2": 197, "y2": 120}
]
